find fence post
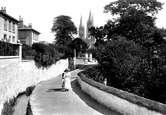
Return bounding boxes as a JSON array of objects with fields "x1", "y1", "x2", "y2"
[
  {"x1": 73, "y1": 49, "x2": 76, "y2": 69},
  {"x1": 19, "y1": 44, "x2": 22, "y2": 62}
]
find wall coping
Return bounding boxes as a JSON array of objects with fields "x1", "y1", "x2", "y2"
[
  {"x1": 78, "y1": 72, "x2": 166, "y2": 114},
  {"x1": 0, "y1": 56, "x2": 19, "y2": 59}
]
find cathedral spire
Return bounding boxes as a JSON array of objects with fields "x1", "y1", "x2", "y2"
[
  {"x1": 88, "y1": 10, "x2": 92, "y2": 22},
  {"x1": 79, "y1": 15, "x2": 85, "y2": 39},
  {"x1": 79, "y1": 15, "x2": 83, "y2": 28},
  {"x1": 91, "y1": 15, "x2": 94, "y2": 26}
]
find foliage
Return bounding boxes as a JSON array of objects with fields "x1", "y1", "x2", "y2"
[
  {"x1": 32, "y1": 43, "x2": 60, "y2": 68},
  {"x1": 0, "y1": 41, "x2": 19, "y2": 56},
  {"x1": 85, "y1": 36, "x2": 166, "y2": 103},
  {"x1": 86, "y1": 48, "x2": 97, "y2": 57},
  {"x1": 22, "y1": 44, "x2": 36, "y2": 59},
  {"x1": 25, "y1": 86, "x2": 35, "y2": 96},
  {"x1": 81, "y1": 66, "x2": 105, "y2": 84},
  {"x1": 68, "y1": 37, "x2": 88, "y2": 56},
  {"x1": 50, "y1": 44, "x2": 74, "y2": 59},
  {"x1": 90, "y1": 0, "x2": 164, "y2": 47},
  {"x1": 84, "y1": 0, "x2": 166, "y2": 103},
  {"x1": 1, "y1": 97, "x2": 17, "y2": 115},
  {"x1": 51, "y1": 15, "x2": 77, "y2": 46}
]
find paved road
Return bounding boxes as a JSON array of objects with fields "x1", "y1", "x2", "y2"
[{"x1": 30, "y1": 69, "x2": 121, "y2": 115}]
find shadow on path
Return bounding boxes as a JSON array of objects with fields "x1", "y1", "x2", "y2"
[
  {"x1": 47, "y1": 88, "x2": 66, "y2": 92},
  {"x1": 71, "y1": 78, "x2": 122, "y2": 115}
]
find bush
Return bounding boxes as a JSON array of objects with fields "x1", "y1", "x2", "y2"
[
  {"x1": 25, "y1": 86, "x2": 35, "y2": 96},
  {"x1": 22, "y1": 44, "x2": 36, "y2": 60},
  {"x1": 50, "y1": 44, "x2": 74, "y2": 59},
  {"x1": 83, "y1": 37, "x2": 166, "y2": 104},
  {"x1": 0, "y1": 41, "x2": 19, "y2": 56},
  {"x1": 32, "y1": 43, "x2": 60, "y2": 67},
  {"x1": 81, "y1": 66, "x2": 105, "y2": 84},
  {"x1": 1, "y1": 97, "x2": 17, "y2": 115}
]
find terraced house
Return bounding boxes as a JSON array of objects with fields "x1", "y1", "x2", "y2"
[
  {"x1": 18, "y1": 16, "x2": 40, "y2": 46},
  {"x1": 0, "y1": 7, "x2": 18, "y2": 44}
]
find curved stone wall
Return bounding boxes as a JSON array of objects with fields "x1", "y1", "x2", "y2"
[
  {"x1": 0, "y1": 59, "x2": 68, "y2": 114},
  {"x1": 78, "y1": 73, "x2": 166, "y2": 115}
]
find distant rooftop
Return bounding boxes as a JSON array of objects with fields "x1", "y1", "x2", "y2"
[{"x1": 18, "y1": 15, "x2": 40, "y2": 34}]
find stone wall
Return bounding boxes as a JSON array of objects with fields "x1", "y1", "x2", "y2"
[
  {"x1": 0, "y1": 56, "x2": 19, "y2": 67},
  {"x1": 0, "y1": 59, "x2": 68, "y2": 114},
  {"x1": 78, "y1": 73, "x2": 166, "y2": 115}
]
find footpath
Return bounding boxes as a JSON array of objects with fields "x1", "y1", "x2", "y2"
[{"x1": 30, "y1": 69, "x2": 121, "y2": 115}]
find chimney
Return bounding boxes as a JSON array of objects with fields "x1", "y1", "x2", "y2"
[
  {"x1": 3, "y1": 7, "x2": 6, "y2": 13},
  {"x1": 28, "y1": 23, "x2": 32, "y2": 28},
  {"x1": 1, "y1": 7, "x2": 6, "y2": 13},
  {"x1": 18, "y1": 16, "x2": 24, "y2": 28}
]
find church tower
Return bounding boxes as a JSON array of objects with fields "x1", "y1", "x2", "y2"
[
  {"x1": 78, "y1": 15, "x2": 85, "y2": 39},
  {"x1": 86, "y1": 10, "x2": 94, "y2": 39},
  {"x1": 78, "y1": 10, "x2": 95, "y2": 49}
]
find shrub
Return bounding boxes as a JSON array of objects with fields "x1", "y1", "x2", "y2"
[
  {"x1": 22, "y1": 44, "x2": 36, "y2": 60},
  {"x1": 25, "y1": 86, "x2": 35, "y2": 96},
  {"x1": 68, "y1": 37, "x2": 88, "y2": 56},
  {"x1": 81, "y1": 66, "x2": 105, "y2": 84},
  {"x1": 0, "y1": 41, "x2": 19, "y2": 56},
  {"x1": 32, "y1": 43, "x2": 60, "y2": 67},
  {"x1": 83, "y1": 37, "x2": 166, "y2": 104},
  {"x1": 50, "y1": 44, "x2": 74, "y2": 59},
  {"x1": 1, "y1": 97, "x2": 17, "y2": 115}
]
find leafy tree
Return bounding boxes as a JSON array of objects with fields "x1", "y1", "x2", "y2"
[
  {"x1": 106, "y1": 0, "x2": 163, "y2": 45},
  {"x1": 86, "y1": 0, "x2": 166, "y2": 103},
  {"x1": 51, "y1": 15, "x2": 77, "y2": 46},
  {"x1": 90, "y1": 0, "x2": 165, "y2": 47},
  {"x1": 68, "y1": 37, "x2": 88, "y2": 56}
]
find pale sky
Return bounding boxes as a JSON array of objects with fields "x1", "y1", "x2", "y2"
[{"x1": 1, "y1": 0, "x2": 166, "y2": 43}]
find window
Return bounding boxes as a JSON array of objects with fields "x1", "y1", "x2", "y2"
[
  {"x1": 3, "y1": 34, "x2": 7, "y2": 42},
  {"x1": 12, "y1": 36, "x2": 15, "y2": 43},
  {"x1": 9, "y1": 21, "x2": 11, "y2": 32},
  {"x1": 4, "y1": 19, "x2": 7, "y2": 31},
  {"x1": 33, "y1": 33, "x2": 39, "y2": 41},
  {"x1": 13, "y1": 23, "x2": 15, "y2": 33},
  {"x1": 7, "y1": 36, "x2": 11, "y2": 42}
]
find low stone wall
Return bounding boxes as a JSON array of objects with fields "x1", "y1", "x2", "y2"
[
  {"x1": 78, "y1": 73, "x2": 166, "y2": 115},
  {"x1": 0, "y1": 56, "x2": 19, "y2": 67},
  {"x1": 0, "y1": 59, "x2": 68, "y2": 114}
]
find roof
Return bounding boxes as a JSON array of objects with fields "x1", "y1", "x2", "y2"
[
  {"x1": 0, "y1": 11, "x2": 19, "y2": 23},
  {"x1": 18, "y1": 28, "x2": 41, "y2": 34}
]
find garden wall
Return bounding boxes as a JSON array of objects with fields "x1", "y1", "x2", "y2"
[
  {"x1": 0, "y1": 59, "x2": 68, "y2": 114},
  {"x1": 0, "y1": 56, "x2": 19, "y2": 67},
  {"x1": 78, "y1": 73, "x2": 166, "y2": 115}
]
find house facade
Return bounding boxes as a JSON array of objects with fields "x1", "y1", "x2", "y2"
[
  {"x1": 0, "y1": 7, "x2": 19, "y2": 44},
  {"x1": 18, "y1": 16, "x2": 40, "y2": 46}
]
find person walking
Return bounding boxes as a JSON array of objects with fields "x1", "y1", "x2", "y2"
[{"x1": 62, "y1": 69, "x2": 72, "y2": 91}]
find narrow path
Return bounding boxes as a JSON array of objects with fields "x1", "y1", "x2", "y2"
[
  {"x1": 30, "y1": 69, "x2": 121, "y2": 115},
  {"x1": 13, "y1": 95, "x2": 29, "y2": 115}
]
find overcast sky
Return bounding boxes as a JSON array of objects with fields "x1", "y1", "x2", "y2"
[{"x1": 1, "y1": 0, "x2": 166, "y2": 43}]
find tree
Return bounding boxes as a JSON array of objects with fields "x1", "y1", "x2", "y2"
[
  {"x1": 68, "y1": 37, "x2": 88, "y2": 57},
  {"x1": 103, "y1": 0, "x2": 164, "y2": 46},
  {"x1": 51, "y1": 15, "x2": 77, "y2": 46},
  {"x1": 89, "y1": 0, "x2": 165, "y2": 47},
  {"x1": 86, "y1": 0, "x2": 166, "y2": 103}
]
